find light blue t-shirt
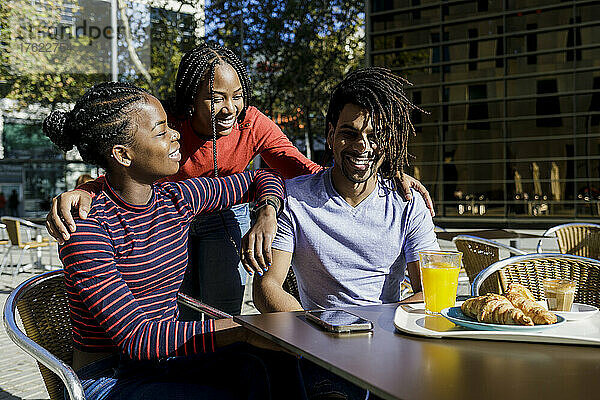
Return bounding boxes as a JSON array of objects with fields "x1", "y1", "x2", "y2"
[{"x1": 272, "y1": 169, "x2": 440, "y2": 309}]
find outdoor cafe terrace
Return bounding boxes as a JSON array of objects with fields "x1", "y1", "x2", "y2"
[{"x1": 2, "y1": 222, "x2": 600, "y2": 399}]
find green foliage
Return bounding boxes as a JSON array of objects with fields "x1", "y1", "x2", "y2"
[
  {"x1": 0, "y1": 0, "x2": 201, "y2": 108},
  {"x1": 0, "y1": 0, "x2": 112, "y2": 107},
  {"x1": 207, "y1": 0, "x2": 365, "y2": 153},
  {"x1": 147, "y1": 2, "x2": 201, "y2": 100}
]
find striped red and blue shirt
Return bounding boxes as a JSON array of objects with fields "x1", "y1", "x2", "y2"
[{"x1": 59, "y1": 170, "x2": 284, "y2": 360}]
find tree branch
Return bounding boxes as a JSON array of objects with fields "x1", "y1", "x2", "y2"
[{"x1": 117, "y1": 0, "x2": 153, "y2": 86}]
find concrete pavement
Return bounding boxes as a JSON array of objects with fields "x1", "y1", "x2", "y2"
[{"x1": 1, "y1": 270, "x2": 50, "y2": 400}]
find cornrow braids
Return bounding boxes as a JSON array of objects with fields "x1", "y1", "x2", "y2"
[
  {"x1": 43, "y1": 82, "x2": 148, "y2": 170},
  {"x1": 208, "y1": 59, "x2": 219, "y2": 177},
  {"x1": 324, "y1": 66, "x2": 424, "y2": 181}
]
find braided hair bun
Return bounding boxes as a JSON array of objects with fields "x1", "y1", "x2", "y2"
[
  {"x1": 42, "y1": 82, "x2": 148, "y2": 169},
  {"x1": 43, "y1": 110, "x2": 76, "y2": 153}
]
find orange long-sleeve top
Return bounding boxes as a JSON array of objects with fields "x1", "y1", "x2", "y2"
[{"x1": 167, "y1": 106, "x2": 323, "y2": 181}]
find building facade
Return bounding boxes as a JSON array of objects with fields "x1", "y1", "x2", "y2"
[{"x1": 367, "y1": 0, "x2": 600, "y2": 227}]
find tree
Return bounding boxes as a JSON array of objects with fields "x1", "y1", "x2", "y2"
[
  {"x1": 207, "y1": 0, "x2": 365, "y2": 160},
  {"x1": 0, "y1": 0, "x2": 202, "y2": 108},
  {"x1": 0, "y1": 0, "x2": 109, "y2": 106}
]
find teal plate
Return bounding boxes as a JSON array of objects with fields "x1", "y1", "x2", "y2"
[{"x1": 440, "y1": 306, "x2": 566, "y2": 331}]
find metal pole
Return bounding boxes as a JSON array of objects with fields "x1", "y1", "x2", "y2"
[{"x1": 111, "y1": 0, "x2": 118, "y2": 81}]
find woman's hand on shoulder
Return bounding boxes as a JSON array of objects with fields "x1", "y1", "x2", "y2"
[
  {"x1": 46, "y1": 190, "x2": 93, "y2": 244},
  {"x1": 240, "y1": 201, "x2": 279, "y2": 277},
  {"x1": 395, "y1": 172, "x2": 435, "y2": 217}
]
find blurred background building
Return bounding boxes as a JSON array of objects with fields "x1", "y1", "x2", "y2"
[
  {"x1": 0, "y1": 0, "x2": 201, "y2": 218},
  {"x1": 367, "y1": 0, "x2": 600, "y2": 227}
]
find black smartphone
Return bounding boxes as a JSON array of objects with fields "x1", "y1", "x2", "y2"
[{"x1": 305, "y1": 309, "x2": 374, "y2": 333}]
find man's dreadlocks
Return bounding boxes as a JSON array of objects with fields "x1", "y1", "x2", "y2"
[{"x1": 324, "y1": 66, "x2": 423, "y2": 180}]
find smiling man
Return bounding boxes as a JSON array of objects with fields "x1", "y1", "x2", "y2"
[{"x1": 252, "y1": 67, "x2": 440, "y2": 313}]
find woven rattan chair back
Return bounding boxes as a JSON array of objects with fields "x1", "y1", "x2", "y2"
[
  {"x1": 555, "y1": 224, "x2": 600, "y2": 259},
  {"x1": 282, "y1": 268, "x2": 301, "y2": 303},
  {"x1": 16, "y1": 272, "x2": 73, "y2": 400},
  {"x1": 537, "y1": 223, "x2": 600, "y2": 260},
  {"x1": 472, "y1": 254, "x2": 600, "y2": 307},
  {"x1": 453, "y1": 235, "x2": 526, "y2": 295}
]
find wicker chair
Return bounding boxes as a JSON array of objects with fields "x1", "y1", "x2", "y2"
[
  {"x1": 453, "y1": 235, "x2": 527, "y2": 295},
  {"x1": 471, "y1": 253, "x2": 600, "y2": 307},
  {"x1": 282, "y1": 268, "x2": 301, "y2": 303},
  {"x1": 536, "y1": 223, "x2": 600, "y2": 260},
  {"x1": 3, "y1": 270, "x2": 83, "y2": 400},
  {"x1": 4, "y1": 270, "x2": 234, "y2": 400}
]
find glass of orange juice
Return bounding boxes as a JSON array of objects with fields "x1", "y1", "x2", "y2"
[{"x1": 419, "y1": 250, "x2": 462, "y2": 314}]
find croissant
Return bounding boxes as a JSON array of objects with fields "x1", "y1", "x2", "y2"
[
  {"x1": 461, "y1": 294, "x2": 533, "y2": 325},
  {"x1": 505, "y1": 283, "x2": 557, "y2": 325}
]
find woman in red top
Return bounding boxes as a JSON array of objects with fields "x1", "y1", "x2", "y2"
[{"x1": 46, "y1": 43, "x2": 433, "y2": 317}]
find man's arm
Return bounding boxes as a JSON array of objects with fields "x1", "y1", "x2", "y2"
[
  {"x1": 399, "y1": 260, "x2": 424, "y2": 304},
  {"x1": 252, "y1": 248, "x2": 303, "y2": 312}
]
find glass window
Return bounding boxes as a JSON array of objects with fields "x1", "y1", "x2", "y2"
[
  {"x1": 536, "y1": 80, "x2": 562, "y2": 127},
  {"x1": 496, "y1": 26, "x2": 504, "y2": 68},
  {"x1": 526, "y1": 24, "x2": 537, "y2": 65},
  {"x1": 566, "y1": 17, "x2": 582, "y2": 62},
  {"x1": 468, "y1": 29, "x2": 478, "y2": 71},
  {"x1": 590, "y1": 77, "x2": 600, "y2": 126},
  {"x1": 411, "y1": 0, "x2": 421, "y2": 20},
  {"x1": 411, "y1": 91, "x2": 423, "y2": 132},
  {"x1": 3, "y1": 123, "x2": 63, "y2": 159},
  {"x1": 468, "y1": 85, "x2": 490, "y2": 130}
]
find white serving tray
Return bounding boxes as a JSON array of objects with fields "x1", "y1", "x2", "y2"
[{"x1": 393, "y1": 302, "x2": 600, "y2": 346}]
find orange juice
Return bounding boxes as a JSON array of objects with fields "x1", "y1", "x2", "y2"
[{"x1": 421, "y1": 262, "x2": 460, "y2": 314}]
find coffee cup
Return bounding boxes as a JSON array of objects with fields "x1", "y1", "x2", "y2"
[{"x1": 543, "y1": 278, "x2": 576, "y2": 312}]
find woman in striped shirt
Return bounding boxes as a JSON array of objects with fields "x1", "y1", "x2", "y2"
[{"x1": 43, "y1": 82, "x2": 301, "y2": 400}]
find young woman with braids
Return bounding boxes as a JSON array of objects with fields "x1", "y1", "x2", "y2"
[
  {"x1": 43, "y1": 81, "x2": 305, "y2": 400},
  {"x1": 45, "y1": 42, "x2": 434, "y2": 317}
]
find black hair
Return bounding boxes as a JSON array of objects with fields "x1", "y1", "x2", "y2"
[
  {"x1": 43, "y1": 82, "x2": 148, "y2": 170},
  {"x1": 173, "y1": 42, "x2": 251, "y2": 177},
  {"x1": 324, "y1": 66, "x2": 424, "y2": 180}
]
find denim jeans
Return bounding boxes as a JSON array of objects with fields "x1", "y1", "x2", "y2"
[
  {"x1": 300, "y1": 358, "x2": 369, "y2": 400},
  {"x1": 69, "y1": 344, "x2": 306, "y2": 400},
  {"x1": 180, "y1": 203, "x2": 250, "y2": 318}
]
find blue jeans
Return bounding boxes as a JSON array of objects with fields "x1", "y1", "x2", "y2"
[
  {"x1": 69, "y1": 344, "x2": 306, "y2": 400},
  {"x1": 300, "y1": 359, "x2": 369, "y2": 400},
  {"x1": 180, "y1": 204, "x2": 250, "y2": 318}
]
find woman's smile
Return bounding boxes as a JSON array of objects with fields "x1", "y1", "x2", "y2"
[{"x1": 168, "y1": 146, "x2": 181, "y2": 162}]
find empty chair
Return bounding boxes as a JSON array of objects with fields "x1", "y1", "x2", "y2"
[
  {"x1": 453, "y1": 235, "x2": 526, "y2": 295},
  {"x1": 537, "y1": 223, "x2": 600, "y2": 260},
  {"x1": 0, "y1": 217, "x2": 50, "y2": 281},
  {"x1": 471, "y1": 253, "x2": 600, "y2": 307}
]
